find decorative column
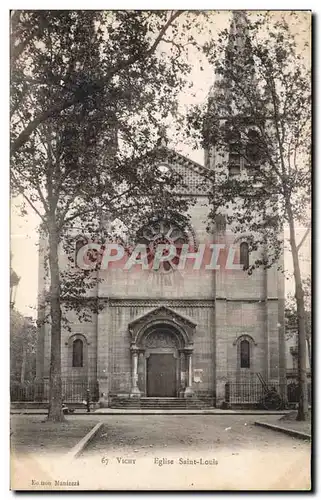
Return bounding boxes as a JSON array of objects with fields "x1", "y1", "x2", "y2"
[
  {"x1": 178, "y1": 350, "x2": 186, "y2": 398},
  {"x1": 130, "y1": 345, "x2": 141, "y2": 398},
  {"x1": 138, "y1": 351, "x2": 145, "y2": 395},
  {"x1": 184, "y1": 348, "x2": 194, "y2": 398}
]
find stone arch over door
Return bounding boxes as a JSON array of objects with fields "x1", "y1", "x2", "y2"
[
  {"x1": 128, "y1": 306, "x2": 196, "y2": 398},
  {"x1": 142, "y1": 325, "x2": 181, "y2": 397}
]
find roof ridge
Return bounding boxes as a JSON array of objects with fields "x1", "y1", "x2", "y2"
[{"x1": 159, "y1": 147, "x2": 206, "y2": 171}]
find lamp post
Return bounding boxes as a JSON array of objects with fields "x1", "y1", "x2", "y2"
[{"x1": 10, "y1": 269, "x2": 20, "y2": 309}]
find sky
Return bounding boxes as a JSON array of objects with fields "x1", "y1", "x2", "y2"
[{"x1": 10, "y1": 10, "x2": 311, "y2": 318}]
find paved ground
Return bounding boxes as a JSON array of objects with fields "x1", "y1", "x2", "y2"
[
  {"x1": 259, "y1": 413, "x2": 312, "y2": 435},
  {"x1": 10, "y1": 415, "x2": 98, "y2": 456},
  {"x1": 11, "y1": 414, "x2": 311, "y2": 491}
]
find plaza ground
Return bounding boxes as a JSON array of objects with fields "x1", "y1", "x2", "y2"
[
  {"x1": 10, "y1": 414, "x2": 311, "y2": 491},
  {"x1": 263, "y1": 411, "x2": 311, "y2": 435},
  {"x1": 10, "y1": 415, "x2": 98, "y2": 456}
]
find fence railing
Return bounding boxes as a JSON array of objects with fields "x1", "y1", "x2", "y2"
[
  {"x1": 11, "y1": 379, "x2": 312, "y2": 407},
  {"x1": 10, "y1": 380, "x2": 100, "y2": 403},
  {"x1": 225, "y1": 381, "x2": 311, "y2": 406},
  {"x1": 225, "y1": 382, "x2": 284, "y2": 405},
  {"x1": 287, "y1": 381, "x2": 311, "y2": 404}
]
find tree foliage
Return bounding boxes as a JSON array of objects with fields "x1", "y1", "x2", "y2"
[
  {"x1": 10, "y1": 310, "x2": 37, "y2": 384},
  {"x1": 10, "y1": 10, "x2": 204, "y2": 421}
]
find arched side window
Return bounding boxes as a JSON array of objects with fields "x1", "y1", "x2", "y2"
[
  {"x1": 240, "y1": 241, "x2": 249, "y2": 269},
  {"x1": 240, "y1": 339, "x2": 250, "y2": 368},
  {"x1": 72, "y1": 339, "x2": 83, "y2": 367},
  {"x1": 234, "y1": 334, "x2": 257, "y2": 371}
]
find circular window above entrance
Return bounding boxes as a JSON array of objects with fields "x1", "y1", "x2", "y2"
[{"x1": 136, "y1": 218, "x2": 195, "y2": 273}]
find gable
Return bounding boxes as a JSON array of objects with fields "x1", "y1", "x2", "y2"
[
  {"x1": 157, "y1": 148, "x2": 211, "y2": 195},
  {"x1": 128, "y1": 305, "x2": 196, "y2": 329}
]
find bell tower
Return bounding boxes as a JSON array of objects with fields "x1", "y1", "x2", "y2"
[
  {"x1": 205, "y1": 10, "x2": 256, "y2": 173},
  {"x1": 204, "y1": 11, "x2": 286, "y2": 406}
]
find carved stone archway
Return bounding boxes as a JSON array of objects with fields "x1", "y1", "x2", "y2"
[{"x1": 128, "y1": 306, "x2": 195, "y2": 398}]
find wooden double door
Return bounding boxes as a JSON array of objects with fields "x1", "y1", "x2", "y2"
[{"x1": 147, "y1": 353, "x2": 177, "y2": 397}]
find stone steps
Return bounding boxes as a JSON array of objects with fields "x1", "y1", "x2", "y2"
[
  {"x1": 140, "y1": 398, "x2": 188, "y2": 409},
  {"x1": 109, "y1": 397, "x2": 214, "y2": 409}
]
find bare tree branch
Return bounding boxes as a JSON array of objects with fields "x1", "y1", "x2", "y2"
[{"x1": 11, "y1": 171, "x2": 47, "y2": 227}]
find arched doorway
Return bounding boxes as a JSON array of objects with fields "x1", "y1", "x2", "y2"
[
  {"x1": 143, "y1": 327, "x2": 179, "y2": 397},
  {"x1": 128, "y1": 306, "x2": 195, "y2": 398}
]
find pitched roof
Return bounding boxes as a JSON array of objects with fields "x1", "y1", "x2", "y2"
[{"x1": 155, "y1": 147, "x2": 211, "y2": 195}]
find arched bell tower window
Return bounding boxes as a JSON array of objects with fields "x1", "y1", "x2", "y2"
[
  {"x1": 245, "y1": 129, "x2": 261, "y2": 175},
  {"x1": 72, "y1": 339, "x2": 83, "y2": 367},
  {"x1": 228, "y1": 130, "x2": 241, "y2": 178},
  {"x1": 240, "y1": 339, "x2": 250, "y2": 368},
  {"x1": 240, "y1": 241, "x2": 249, "y2": 269}
]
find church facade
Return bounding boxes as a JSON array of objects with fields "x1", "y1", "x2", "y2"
[
  {"x1": 36, "y1": 146, "x2": 286, "y2": 408},
  {"x1": 35, "y1": 13, "x2": 286, "y2": 409}
]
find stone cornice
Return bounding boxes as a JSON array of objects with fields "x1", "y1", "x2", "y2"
[
  {"x1": 60, "y1": 297, "x2": 279, "y2": 307},
  {"x1": 215, "y1": 297, "x2": 279, "y2": 302},
  {"x1": 107, "y1": 299, "x2": 215, "y2": 308}
]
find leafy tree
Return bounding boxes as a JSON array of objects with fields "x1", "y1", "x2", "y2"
[
  {"x1": 189, "y1": 12, "x2": 311, "y2": 419},
  {"x1": 10, "y1": 10, "x2": 188, "y2": 154},
  {"x1": 11, "y1": 10, "x2": 203, "y2": 421},
  {"x1": 10, "y1": 310, "x2": 37, "y2": 385}
]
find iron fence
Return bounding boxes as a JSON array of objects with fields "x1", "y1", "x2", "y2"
[
  {"x1": 287, "y1": 381, "x2": 311, "y2": 404},
  {"x1": 11, "y1": 381, "x2": 37, "y2": 402},
  {"x1": 10, "y1": 380, "x2": 100, "y2": 403},
  {"x1": 225, "y1": 381, "x2": 312, "y2": 406},
  {"x1": 225, "y1": 382, "x2": 284, "y2": 405}
]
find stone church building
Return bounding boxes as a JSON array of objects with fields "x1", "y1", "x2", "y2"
[{"x1": 36, "y1": 13, "x2": 286, "y2": 408}]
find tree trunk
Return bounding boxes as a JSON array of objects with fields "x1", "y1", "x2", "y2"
[
  {"x1": 306, "y1": 336, "x2": 311, "y2": 372},
  {"x1": 47, "y1": 225, "x2": 64, "y2": 422},
  {"x1": 287, "y1": 206, "x2": 309, "y2": 421}
]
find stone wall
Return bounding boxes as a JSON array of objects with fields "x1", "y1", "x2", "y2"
[{"x1": 98, "y1": 301, "x2": 216, "y2": 398}]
